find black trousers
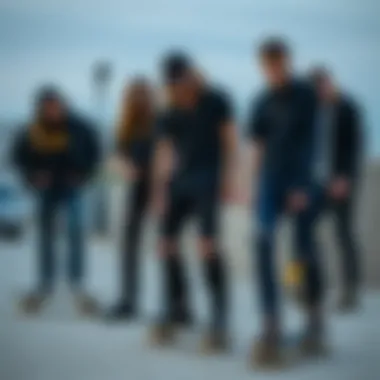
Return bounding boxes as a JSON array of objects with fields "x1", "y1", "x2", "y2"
[
  {"x1": 330, "y1": 195, "x2": 360, "y2": 289},
  {"x1": 119, "y1": 175, "x2": 150, "y2": 307}
]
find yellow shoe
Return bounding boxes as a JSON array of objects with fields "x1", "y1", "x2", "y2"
[
  {"x1": 284, "y1": 261, "x2": 306, "y2": 307},
  {"x1": 284, "y1": 260, "x2": 305, "y2": 288}
]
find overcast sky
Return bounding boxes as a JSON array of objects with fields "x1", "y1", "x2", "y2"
[{"x1": 0, "y1": 0, "x2": 379, "y2": 154}]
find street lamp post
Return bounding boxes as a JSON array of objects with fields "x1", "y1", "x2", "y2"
[{"x1": 92, "y1": 61, "x2": 112, "y2": 237}]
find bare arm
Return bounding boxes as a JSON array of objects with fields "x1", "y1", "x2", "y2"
[
  {"x1": 220, "y1": 121, "x2": 239, "y2": 201},
  {"x1": 150, "y1": 137, "x2": 175, "y2": 214}
]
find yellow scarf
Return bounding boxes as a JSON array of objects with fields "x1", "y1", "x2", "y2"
[{"x1": 30, "y1": 123, "x2": 69, "y2": 154}]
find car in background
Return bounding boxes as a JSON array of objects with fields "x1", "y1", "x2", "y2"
[{"x1": 0, "y1": 174, "x2": 31, "y2": 240}]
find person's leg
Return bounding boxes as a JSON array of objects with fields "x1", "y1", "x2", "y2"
[
  {"x1": 66, "y1": 187, "x2": 98, "y2": 314},
  {"x1": 159, "y1": 190, "x2": 192, "y2": 321},
  {"x1": 250, "y1": 177, "x2": 283, "y2": 366},
  {"x1": 110, "y1": 177, "x2": 149, "y2": 318},
  {"x1": 150, "y1": 190, "x2": 192, "y2": 344},
  {"x1": 196, "y1": 192, "x2": 228, "y2": 351},
  {"x1": 22, "y1": 189, "x2": 58, "y2": 313},
  {"x1": 67, "y1": 189, "x2": 84, "y2": 287},
  {"x1": 37, "y1": 189, "x2": 58, "y2": 293},
  {"x1": 293, "y1": 187, "x2": 327, "y2": 353},
  {"x1": 332, "y1": 196, "x2": 361, "y2": 309}
]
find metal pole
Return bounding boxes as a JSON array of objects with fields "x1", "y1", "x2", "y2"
[{"x1": 92, "y1": 61, "x2": 112, "y2": 237}]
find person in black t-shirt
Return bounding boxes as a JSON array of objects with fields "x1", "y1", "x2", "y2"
[
  {"x1": 245, "y1": 39, "x2": 326, "y2": 366},
  {"x1": 149, "y1": 52, "x2": 238, "y2": 352}
]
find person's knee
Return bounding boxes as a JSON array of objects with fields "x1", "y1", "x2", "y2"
[
  {"x1": 256, "y1": 228, "x2": 273, "y2": 254},
  {"x1": 198, "y1": 237, "x2": 218, "y2": 259},
  {"x1": 158, "y1": 238, "x2": 178, "y2": 258}
]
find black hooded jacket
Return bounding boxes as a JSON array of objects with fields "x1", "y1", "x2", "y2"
[{"x1": 13, "y1": 114, "x2": 100, "y2": 188}]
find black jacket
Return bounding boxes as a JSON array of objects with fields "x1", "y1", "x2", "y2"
[
  {"x1": 248, "y1": 79, "x2": 318, "y2": 189},
  {"x1": 13, "y1": 114, "x2": 100, "y2": 187},
  {"x1": 330, "y1": 95, "x2": 363, "y2": 179}
]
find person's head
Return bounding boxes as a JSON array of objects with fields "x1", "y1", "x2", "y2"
[
  {"x1": 34, "y1": 86, "x2": 67, "y2": 127},
  {"x1": 119, "y1": 77, "x2": 155, "y2": 139},
  {"x1": 258, "y1": 37, "x2": 291, "y2": 87},
  {"x1": 161, "y1": 51, "x2": 201, "y2": 108},
  {"x1": 309, "y1": 67, "x2": 337, "y2": 102}
]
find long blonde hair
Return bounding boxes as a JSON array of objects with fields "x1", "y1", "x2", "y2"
[{"x1": 117, "y1": 78, "x2": 155, "y2": 146}]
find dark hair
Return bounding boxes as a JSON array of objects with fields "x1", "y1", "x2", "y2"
[
  {"x1": 161, "y1": 51, "x2": 193, "y2": 84},
  {"x1": 309, "y1": 66, "x2": 331, "y2": 86},
  {"x1": 35, "y1": 85, "x2": 63, "y2": 105},
  {"x1": 259, "y1": 37, "x2": 290, "y2": 59}
]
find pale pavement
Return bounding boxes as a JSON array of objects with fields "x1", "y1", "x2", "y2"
[{"x1": 0, "y1": 232, "x2": 379, "y2": 380}]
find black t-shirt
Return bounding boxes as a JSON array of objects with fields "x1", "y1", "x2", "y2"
[
  {"x1": 158, "y1": 87, "x2": 232, "y2": 191},
  {"x1": 247, "y1": 79, "x2": 317, "y2": 187}
]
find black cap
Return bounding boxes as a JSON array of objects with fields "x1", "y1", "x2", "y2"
[
  {"x1": 259, "y1": 37, "x2": 290, "y2": 59},
  {"x1": 35, "y1": 85, "x2": 63, "y2": 105},
  {"x1": 161, "y1": 51, "x2": 193, "y2": 84}
]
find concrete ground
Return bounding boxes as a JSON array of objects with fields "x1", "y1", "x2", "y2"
[{"x1": 0, "y1": 233, "x2": 379, "y2": 380}]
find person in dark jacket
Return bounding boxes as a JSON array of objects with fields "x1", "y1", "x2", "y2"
[
  {"x1": 310, "y1": 67, "x2": 363, "y2": 311},
  {"x1": 106, "y1": 77, "x2": 157, "y2": 320},
  {"x1": 246, "y1": 38, "x2": 326, "y2": 367},
  {"x1": 13, "y1": 86, "x2": 100, "y2": 314}
]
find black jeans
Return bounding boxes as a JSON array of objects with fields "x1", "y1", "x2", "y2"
[
  {"x1": 331, "y1": 196, "x2": 360, "y2": 290},
  {"x1": 37, "y1": 187, "x2": 84, "y2": 293},
  {"x1": 119, "y1": 175, "x2": 150, "y2": 307}
]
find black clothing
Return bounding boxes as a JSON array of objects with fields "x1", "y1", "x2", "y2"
[
  {"x1": 157, "y1": 86, "x2": 232, "y2": 329},
  {"x1": 162, "y1": 184, "x2": 220, "y2": 238},
  {"x1": 331, "y1": 195, "x2": 360, "y2": 289},
  {"x1": 119, "y1": 173, "x2": 150, "y2": 308},
  {"x1": 247, "y1": 79, "x2": 318, "y2": 189},
  {"x1": 329, "y1": 95, "x2": 363, "y2": 180},
  {"x1": 13, "y1": 114, "x2": 100, "y2": 188},
  {"x1": 158, "y1": 87, "x2": 232, "y2": 192},
  {"x1": 117, "y1": 136, "x2": 154, "y2": 171}
]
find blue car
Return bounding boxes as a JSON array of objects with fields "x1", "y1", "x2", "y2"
[{"x1": 0, "y1": 175, "x2": 31, "y2": 240}]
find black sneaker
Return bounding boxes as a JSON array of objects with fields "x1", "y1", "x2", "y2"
[
  {"x1": 299, "y1": 326, "x2": 329, "y2": 357},
  {"x1": 106, "y1": 302, "x2": 137, "y2": 321},
  {"x1": 171, "y1": 307, "x2": 193, "y2": 328},
  {"x1": 337, "y1": 288, "x2": 359, "y2": 313},
  {"x1": 148, "y1": 318, "x2": 177, "y2": 346}
]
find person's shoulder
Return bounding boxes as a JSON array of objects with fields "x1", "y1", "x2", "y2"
[
  {"x1": 338, "y1": 92, "x2": 360, "y2": 112},
  {"x1": 292, "y1": 77, "x2": 315, "y2": 95},
  {"x1": 248, "y1": 87, "x2": 271, "y2": 110},
  {"x1": 68, "y1": 113, "x2": 96, "y2": 132},
  {"x1": 204, "y1": 85, "x2": 232, "y2": 106}
]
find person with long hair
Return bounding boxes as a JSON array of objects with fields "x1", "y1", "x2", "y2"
[{"x1": 107, "y1": 78, "x2": 157, "y2": 320}]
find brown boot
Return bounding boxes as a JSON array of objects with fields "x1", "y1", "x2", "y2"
[
  {"x1": 199, "y1": 326, "x2": 230, "y2": 354},
  {"x1": 74, "y1": 292, "x2": 99, "y2": 316},
  {"x1": 148, "y1": 320, "x2": 177, "y2": 346},
  {"x1": 249, "y1": 333, "x2": 284, "y2": 369},
  {"x1": 20, "y1": 291, "x2": 49, "y2": 314}
]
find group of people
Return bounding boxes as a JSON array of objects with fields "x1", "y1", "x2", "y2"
[{"x1": 12, "y1": 37, "x2": 363, "y2": 368}]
